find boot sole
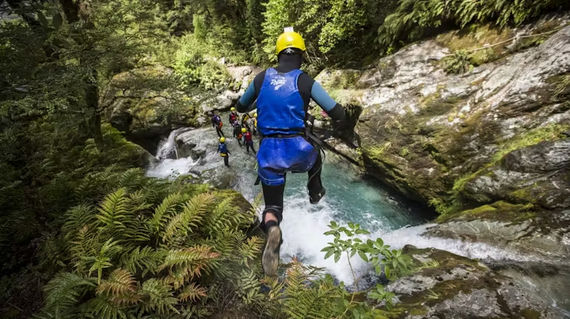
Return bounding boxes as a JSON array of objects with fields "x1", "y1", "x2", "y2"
[
  {"x1": 310, "y1": 188, "x2": 326, "y2": 204},
  {"x1": 262, "y1": 226, "x2": 281, "y2": 277}
]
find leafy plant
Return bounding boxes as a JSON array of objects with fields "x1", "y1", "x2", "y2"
[
  {"x1": 442, "y1": 49, "x2": 473, "y2": 74},
  {"x1": 37, "y1": 178, "x2": 262, "y2": 318}
]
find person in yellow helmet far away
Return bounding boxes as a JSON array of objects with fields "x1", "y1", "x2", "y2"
[{"x1": 216, "y1": 137, "x2": 230, "y2": 167}]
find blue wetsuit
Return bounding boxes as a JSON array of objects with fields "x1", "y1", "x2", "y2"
[{"x1": 237, "y1": 53, "x2": 346, "y2": 228}]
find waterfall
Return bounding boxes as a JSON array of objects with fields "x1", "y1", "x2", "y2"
[
  {"x1": 147, "y1": 128, "x2": 197, "y2": 179},
  {"x1": 155, "y1": 127, "x2": 189, "y2": 160}
]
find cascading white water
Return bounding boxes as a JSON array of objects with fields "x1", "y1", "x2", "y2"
[{"x1": 156, "y1": 127, "x2": 190, "y2": 160}]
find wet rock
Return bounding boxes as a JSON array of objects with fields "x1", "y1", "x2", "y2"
[
  {"x1": 101, "y1": 65, "x2": 262, "y2": 150},
  {"x1": 171, "y1": 125, "x2": 258, "y2": 192},
  {"x1": 384, "y1": 246, "x2": 566, "y2": 318},
  {"x1": 424, "y1": 208, "x2": 570, "y2": 265},
  {"x1": 314, "y1": 18, "x2": 570, "y2": 218},
  {"x1": 100, "y1": 65, "x2": 198, "y2": 150}
]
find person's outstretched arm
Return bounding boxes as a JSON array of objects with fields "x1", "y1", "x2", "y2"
[
  {"x1": 236, "y1": 71, "x2": 265, "y2": 113},
  {"x1": 310, "y1": 81, "x2": 346, "y2": 125}
]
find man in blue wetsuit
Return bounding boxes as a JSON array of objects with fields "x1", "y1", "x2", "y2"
[{"x1": 236, "y1": 28, "x2": 348, "y2": 277}]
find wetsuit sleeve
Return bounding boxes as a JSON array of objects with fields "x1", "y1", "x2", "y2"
[
  {"x1": 237, "y1": 71, "x2": 265, "y2": 112},
  {"x1": 310, "y1": 82, "x2": 346, "y2": 122},
  {"x1": 310, "y1": 82, "x2": 337, "y2": 112},
  {"x1": 237, "y1": 81, "x2": 256, "y2": 112}
]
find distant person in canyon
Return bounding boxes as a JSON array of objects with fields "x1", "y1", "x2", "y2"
[
  {"x1": 243, "y1": 127, "x2": 256, "y2": 154},
  {"x1": 211, "y1": 112, "x2": 225, "y2": 137},
  {"x1": 229, "y1": 107, "x2": 238, "y2": 126},
  {"x1": 232, "y1": 122, "x2": 243, "y2": 146},
  {"x1": 235, "y1": 27, "x2": 349, "y2": 277},
  {"x1": 217, "y1": 137, "x2": 230, "y2": 167}
]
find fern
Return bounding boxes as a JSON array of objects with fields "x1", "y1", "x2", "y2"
[
  {"x1": 161, "y1": 193, "x2": 214, "y2": 244},
  {"x1": 61, "y1": 205, "x2": 97, "y2": 242},
  {"x1": 84, "y1": 238, "x2": 123, "y2": 284},
  {"x1": 140, "y1": 279, "x2": 178, "y2": 314},
  {"x1": 148, "y1": 192, "x2": 190, "y2": 237},
  {"x1": 119, "y1": 246, "x2": 165, "y2": 276},
  {"x1": 178, "y1": 282, "x2": 207, "y2": 302},
  {"x1": 96, "y1": 188, "x2": 130, "y2": 237},
  {"x1": 97, "y1": 268, "x2": 137, "y2": 297},
  {"x1": 159, "y1": 245, "x2": 220, "y2": 289},
  {"x1": 42, "y1": 272, "x2": 96, "y2": 317}
]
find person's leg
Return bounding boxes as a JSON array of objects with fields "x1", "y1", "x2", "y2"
[
  {"x1": 261, "y1": 182, "x2": 285, "y2": 230},
  {"x1": 261, "y1": 181, "x2": 285, "y2": 277},
  {"x1": 307, "y1": 152, "x2": 325, "y2": 204},
  {"x1": 224, "y1": 156, "x2": 229, "y2": 167}
]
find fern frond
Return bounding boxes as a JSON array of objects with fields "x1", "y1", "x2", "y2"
[
  {"x1": 159, "y1": 245, "x2": 220, "y2": 288},
  {"x1": 178, "y1": 282, "x2": 207, "y2": 302},
  {"x1": 120, "y1": 246, "x2": 166, "y2": 277},
  {"x1": 97, "y1": 268, "x2": 136, "y2": 296},
  {"x1": 238, "y1": 236, "x2": 263, "y2": 266},
  {"x1": 62, "y1": 205, "x2": 97, "y2": 242},
  {"x1": 148, "y1": 192, "x2": 190, "y2": 236},
  {"x1": 140, "y1": 279, "x2": 178, "y2": 315},
  {"x1": 69, "y1": 225, "x2": 99, "y2": 274},
  {"x1": 162, "y1": 193, "x2": 214, "y2": 244},
  {"x1": 82, "y1": 295, "x2": 132, "y2": 319},
  {"x1": 42, "y1": 272, "x2": 96, "y2": 317},
  {"x1": 96, "y1": 188, "x2": 129, "y2": 236}
]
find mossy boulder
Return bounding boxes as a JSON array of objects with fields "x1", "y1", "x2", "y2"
[
  {"x1": 100, "y1": 66, "x2": 199, "y2": 150},
  {"x1": 381, "y1": 245, "x2": 566, "y2": 318},
  {"x1": 314, "y1": 18, "x2": 570, "y2": 220}
]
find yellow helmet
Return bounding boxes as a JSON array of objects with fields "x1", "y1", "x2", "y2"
[
  {"x1": 219, "y1": 137, "x2": 226, "y2": 143},
  {"x1": 276, "y1": 27, "x2": 306, "y2": 55},
  {"x1": 231, "y1": 107, "x2": 236, "y2": 111},
  {"x1": 241, "y1": 128, "x2": 247, "y2": 133}
]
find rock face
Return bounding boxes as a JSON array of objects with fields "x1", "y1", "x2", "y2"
[
  {"x1": 384, "y1": 246, "x2": 567, "y2": 318},
  {"x1": 314, "y1": 19, "x2": 570, "y2": 314},
  {"x1": 316, "y1": 18, "x2": 570, "y2": 217},
  {"x1": 101, "y1": 64, "x2": 262, "y2": 151}
]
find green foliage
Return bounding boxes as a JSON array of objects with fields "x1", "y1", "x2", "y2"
[
  {"x1": 442, "y1": 50, "x2": 473, "y2": 74},
  {"x1": 322, "y1": 221, "x2": 413, "y2": 281},
  {"x1": 229, "y1": 222, "x2": 412, "y2": 318},
  {"x1": 172, "y1": 34, "x2": 232, "y2": 90},
  {"x1": 378, "y1": 0, "x2": 570, "y2": 50},
  {"x1": 38, "y1": 175, "x2": 261, "y2": 318},
  {"x1": 261, "y1": 0, "x2": 392, "y2": 65}
]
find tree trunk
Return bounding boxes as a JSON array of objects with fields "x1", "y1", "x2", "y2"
[{"x1": 86, "y1": 70, "x2": 104, "y2": 150}]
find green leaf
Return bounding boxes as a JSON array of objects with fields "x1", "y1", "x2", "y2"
[
  {"x1": 334, "y1": 252, "x2": 341, "y2": 263},
  {"x1": 357, "y1": 251, "x2": 369, "y2": 262},
  {"x1": 53, "y1": 13, "x2": 62, "y2": 30},
  {"x1": 37, "y1": 11, "x2": 48, "y2": 29}
]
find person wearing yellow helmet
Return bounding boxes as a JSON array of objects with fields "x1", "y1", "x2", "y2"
[
  {"x1": 217, "y1": 136, "x2": 230, "y2": 167},
  {"x1": 242, "y1": 127, "x2": 256, "y2": 154},
  {"x1": 235, "y1": 27, "x2": 349, "y2": 277},
  {"x1": 229, "y1": 107, "x2": 238, "y2": 126}
]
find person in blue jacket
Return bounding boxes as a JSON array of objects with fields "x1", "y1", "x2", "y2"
[
  {"x1": 217, "y1": 137, "x2": 230, "y2": 167},
  {"x1": 235, "y1": 28, "x2": 348, "y2": 277}
]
